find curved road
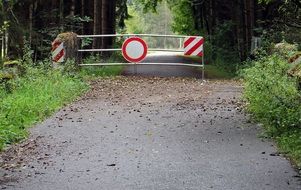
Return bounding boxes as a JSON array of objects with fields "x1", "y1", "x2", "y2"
[{"x1": 0, "y1": 54, "x2": 300, "y2": 190}]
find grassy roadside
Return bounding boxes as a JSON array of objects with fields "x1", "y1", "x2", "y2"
[
  {"x1": 180, "y1": 55, "x2": 235, "y2": 79},
  {"x1": 0, "y1": 68, "x2": 89, "y2": 150},
  {"x1": 186, "y1": 51, "x2": 301, "y2": 170},
  {"x1": 79, "y1": 53, "x2": 124, "y2": 80},
  {"x1": 185, "y1": 54, "x2": 301, "y2": 170},
  {"x1": 80, "y1": 66, "x2": 124, "y2": 80},
  {"x1": 0, "y1": 54, "x2": 125, "y2": 151},
  {"x1": 276, "y1": 130, "x2": 301, "y2": 169},
  {"x1": 242, "y1": 54, "x2": 301, "y2": 170},
  {"x1": 203, "y1": 65, "x2": 234, "y2": 79}
]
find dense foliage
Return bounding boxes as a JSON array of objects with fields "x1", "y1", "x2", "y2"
[
  {"x1": 136, "y1": 0, "x2": 301, "y2": 66},
  {"x1": 243, "y1": 53, "x2": 301, "y2": 167},
  {"x1": 0, "y1": 0, "x2": 129, "y2": 62},
  {"x1": 243, "y1": 55, "x2": 301, "y2": 134}
]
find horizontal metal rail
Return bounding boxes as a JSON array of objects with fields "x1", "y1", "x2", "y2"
[
  {"x1": 77, "y1": 33, "x2": 194, "y2": 53},
  {"x1": 78, "y1": 48, "x2": 121, "y2": 52},
  {"x1": 77, "y1": 34, "x2": 190, "y2": 38},
  {"x1": 78, "y1": 48, "x2": 184, "y2": 52},
  {"x1": 79, "y1": 63, "x2": 204, "y2": 67},
  {"x1": 76, "y1": 33, "x2": 205, "y2": 80}
]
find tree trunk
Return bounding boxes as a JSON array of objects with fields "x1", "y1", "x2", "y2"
[
  {"x1": 102, "y1": 0, "x2": 116, "y2": 50},
  {"x1": 0, "y1": 36, "x2": 3, "y2": 61},
  {"x1": 29, "y1": 1, "x2": 34, "y2": 46},
  {"x1": 234, "y1": 0, "x2": 245, "y2": 61},
  {"x1": 81, "y1": 0, "x2": 85, "y2": 34},
  {"x1": 93, "y1": 0, "x2": 102, "y2": 50},
  {"x1": 244, "y1": 0, "x2": 249, "y2": 54},
  {"x1": 109, "y1": 0, "x2": 116, "y2": 35},
  {"x1": 59, "y1": 0, "x2": 64, "y2": 31},
  {"x1": 250, "y1": 0, "x2": 255, "y2": 37},
  {"x1": 3, "y1": 2, "x2": 7, "y2": 58},
  {"x1": 70, "y1": 0, "x2": 75, "y2": 16},
  {"x1": 240, "y1": 0, "x2": 246, "y2": 60},
  {"x1": 101, "y1": 0, "x2": 109, "y2": 49}
]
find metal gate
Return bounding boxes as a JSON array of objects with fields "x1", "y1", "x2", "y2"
[{"x1": 77, "y1": 34, "x2": 205, "y2": 79}]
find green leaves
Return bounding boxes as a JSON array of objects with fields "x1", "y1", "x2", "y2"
[
  {"x1": 170, "y1": 0, "x2": 197, "y2": 35},
  {"x1": 135, "y1": 0, "x2": 163, "y2": 12},
  {"x1": 243, "y1": 54, "x2": 301, "y2": 167},
  {"x1": 0, "y1": 21, "x2": 9, "y2": 35},
  {"x1": 243, "y1": 54, "x2": 301, "y2": 135}
]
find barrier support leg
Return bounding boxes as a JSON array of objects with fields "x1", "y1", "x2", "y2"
[
  {"x1": 134, "y1": 63, "x2": 137, "y2": 75},
  {"x1": 202, "y1": 55, "x2": 205, "y2": 81}
]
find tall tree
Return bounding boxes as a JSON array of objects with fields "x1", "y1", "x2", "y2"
[
  {"x1": 93, "y1": 0, "x2": 102, "y2": 49},
  {"x1": 102, "y1": 0, "x2": 116, "y2": 49}
]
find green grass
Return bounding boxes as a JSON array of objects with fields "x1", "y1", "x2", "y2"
[
  {"x1": 276, "y1": 129, "x2": 301, "y2": 169},
  {"x1": 204, "y1": 65, "x2": 234, "y2": 79},
  {"x1": 180, "y1": 55, "x2": 235, "y2": 79},
  {"x1": 0, "y1": 53, "x2": 125, "y2": 151},
  {"x1": 80, "y1": 65, "x2": 124, "y2": 79},
  {"x1": 0, "y1": 68, "x2": 88, "y2": 150},
  {"x1": 242, "y1": 54, "x2": 301, "y2": 170},
  {"x1": 79, "y1": 53, "x2": 124, "y2": 79}
]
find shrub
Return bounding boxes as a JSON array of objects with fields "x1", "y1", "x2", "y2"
[{"x1": 243, "y1": 54, "x2": 301, "y2": 135}]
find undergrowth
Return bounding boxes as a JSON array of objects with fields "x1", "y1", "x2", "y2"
[
  {"x1": 242, "y1": 54, "x2": 301, "y2": 169},
  {"x1": 0, "y1": 66, "x2": 88, "y2": 150},
  {"x1": 0, "y1": 47, "x2": 126, "y2": 150}
]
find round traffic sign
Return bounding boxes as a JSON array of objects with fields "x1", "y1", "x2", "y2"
[{"x1": 122, "y1": 37, "x2": 148, "y2": 63}]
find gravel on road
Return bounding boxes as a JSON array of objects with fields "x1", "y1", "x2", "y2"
[{"x1": 0, "y1": 77, "x2": 300, "y2": 190}]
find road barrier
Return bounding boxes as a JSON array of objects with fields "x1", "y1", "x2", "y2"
[
  {"x1": 184, "y1": 36, "x2": 204, "y2": 56},
  {"x1": 76, "y1": 34, "x2": 205, "y2": 79}
]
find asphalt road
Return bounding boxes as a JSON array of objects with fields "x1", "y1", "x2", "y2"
[
  {"x1": 122, "y1": 53, "x2": 204, "y2": 78},
  {"x1": 0, "y1": 54, "x2": 300, "y2": 190}
]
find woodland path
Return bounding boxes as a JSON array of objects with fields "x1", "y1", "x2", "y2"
[{"x1": 0, "y1": 54, "x2": 300, "y2": 189}]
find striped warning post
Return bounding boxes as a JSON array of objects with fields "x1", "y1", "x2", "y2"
[
  {"x1": 184, "y1": 37, "x2": 204, "y2": 57},
  {"x1": 51, "y1": 40, "x2": 65, "y2": 63}
]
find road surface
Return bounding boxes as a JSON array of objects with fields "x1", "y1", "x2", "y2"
[
  {"x1": 0, "y1": 54, "x2": 300, "y2": 190},
  {"x1": 122, "y1": 53, "x2": 204, "y2": 78}
]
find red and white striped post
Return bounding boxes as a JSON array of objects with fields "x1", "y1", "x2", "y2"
[
  {"x1": 51, "y1": 40, "x2": 65, "y2": 63},
  {"x1": 184, "y1": 36, "x2": 205, "y2": 80}
]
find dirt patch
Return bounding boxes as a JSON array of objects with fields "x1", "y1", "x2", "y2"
[{"x1": 0, "y1": 136, "x2": 48, "y2": 184}]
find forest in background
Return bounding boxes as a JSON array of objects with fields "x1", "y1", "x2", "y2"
[
  {"x1": 0, "y1": 0, "x2": 128, "y2": 61},
  {"x1": 0, "y1": 0, "x2": 300, "y2": 64}
]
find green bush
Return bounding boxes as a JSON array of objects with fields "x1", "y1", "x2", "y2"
[{"x1": 243, "y1": 54, "x2": 301, "y2": 135}]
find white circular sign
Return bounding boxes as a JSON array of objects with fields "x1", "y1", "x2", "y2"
[{"x1": 122, "y1": 37, "x2": 148, "y2": 63}]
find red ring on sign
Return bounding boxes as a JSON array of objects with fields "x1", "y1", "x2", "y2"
[{"x1": 122, "y1": 37, "x2": 148, "y2": 63}]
